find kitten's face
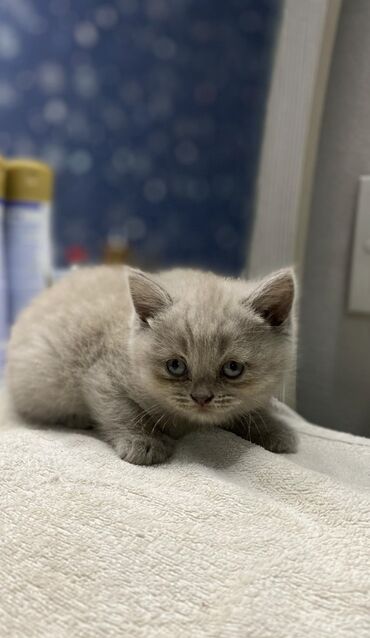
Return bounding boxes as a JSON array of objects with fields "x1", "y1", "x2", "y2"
[{"x1": 129, "y1": 269, "x2": 295, "y2": 426}]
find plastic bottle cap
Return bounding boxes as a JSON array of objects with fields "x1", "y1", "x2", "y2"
[
  {"x1": 0, "y1": 156, "x2": 5, "y2": 199},
  {"x1": 6, "y1": 158, "x2": 54, "y2": 203}
]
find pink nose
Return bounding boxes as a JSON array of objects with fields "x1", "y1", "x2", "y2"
[{"x1": 190, "y1": 392, "x2": 214, "y2": 406}]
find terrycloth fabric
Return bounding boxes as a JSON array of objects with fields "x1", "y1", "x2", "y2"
[{"x1": 0, "y1": 394, "x2": 369, "y2": 638}]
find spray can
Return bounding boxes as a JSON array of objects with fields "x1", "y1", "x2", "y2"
[
  {"x1": 0, "y1": 156, "x2": 7, "y2": 376},
  {"x1": 5, "y1": 159, "x2": 54, "y2": 324}
]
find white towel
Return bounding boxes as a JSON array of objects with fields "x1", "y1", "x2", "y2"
[{"x1": 0, "y1": 393, "x2": 369, "y2": 638}]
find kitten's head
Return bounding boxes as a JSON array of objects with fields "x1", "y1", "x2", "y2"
[{"x1": 128, "y1": 268, "x2": 295, "y2": 425}]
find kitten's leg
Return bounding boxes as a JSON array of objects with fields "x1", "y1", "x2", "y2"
[
  {"x1": 228, "y1": 405, "x2": 298, "y2": 454},
  {"x1": 83, "y1": 370, "x2": 174, "y2": 465},
  {"x1": 93, "y1": 400, "x2": 174, "y2": 466}
]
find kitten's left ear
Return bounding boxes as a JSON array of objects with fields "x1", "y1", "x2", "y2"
[
  {"x1": 128, "y1": 269, "x2": 172, "y2": 323},
  {"x1": 247, "y1": 268, "x2": 295, "y2": 327}
]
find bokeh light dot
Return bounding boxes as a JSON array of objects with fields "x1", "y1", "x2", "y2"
[
  {"x1": 118, "y1": 0, "x2": 139, "y2": 16},
  {"x1": 74, "y1": 22, "x2": 99, "y2": 48},
  {"x1": 95, "y1": 5, "x2": 119, "y2": 29},
  {"x1": 42, "y1": 144, "x2": 66, "y2": 170},
  {"x1": 153, "y1": 37, "x2": 176, "y2": 60},
  {"x1": 144, "y1": 178, "x2": 167, "y2": 203},
  {"x1": 68, "y1": 150, "x2": 93, "y2": 175},
  {"x1": 148, "y1": 94, "x2": 172, "y2": 119},
  {"x1": 0, "y1": 83, "x2": 18, "y2": 108},
  {"x1": 120, "y1": 81, "x2": 143, "y2": 105},
  {"x1": 38, "y1": 63, "x2": 65, "y2": 93},
  {"x1": 146, "y1": 0, "x2": 169, "y2": 21},
  {"x1": 102, "y1": 105, "x2": 127, "y2": 130},
  {"x1": 66, "y1": 111, "x2": 91, "y2": 140},
  {"x1": 49, "y1": 0, "x2": 71, "y2": 17},
  {"x1": 43, "y1": 99, "x2": 68, "y2": 124},
  {"x1": 111, "y1": 147, "x2": 132, "y2": 174},
  {"x1": 73, "y1": 65, "x2": 99, "y2": 98},
  {"x1": 175, "y1": 140, "x2": 198, "y2": 165},
  {"x1": 0, "y1": 25, "x2": 21, "y2": 59}
]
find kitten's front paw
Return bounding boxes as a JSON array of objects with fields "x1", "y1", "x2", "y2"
[
  {"x1": 115, "y1": 434, "x2": 174, "y2": 466},
  {"x1": 261, "y1": 424, "x2": 298, "y2": 454}
]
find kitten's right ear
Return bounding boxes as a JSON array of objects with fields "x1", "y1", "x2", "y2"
[{"x1": 128, "y1": 269, "x2": 172, "y2": 323}]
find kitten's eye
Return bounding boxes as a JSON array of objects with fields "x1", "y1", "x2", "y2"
[
  {"x1": 166, "y1": 358, "x2": 187, "y2": 377},
  {"x1": 222, "y1": 361, "x2": 244, "y2": 379}
]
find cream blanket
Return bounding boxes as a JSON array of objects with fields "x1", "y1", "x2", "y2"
[{"x1": 0, "y1": 394, "x2": 369, "y2": 638}]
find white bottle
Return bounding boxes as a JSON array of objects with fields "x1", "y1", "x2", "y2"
[
  {"x1": 0, "y1": 156, "x2": 7, "y2": 376},
  {"x1": 5, "y1": 159, "x2": 54, "y2": 325}
]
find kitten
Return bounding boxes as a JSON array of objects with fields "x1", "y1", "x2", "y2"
[{"x1": 6, "y1": 265, "x2": 297, "y2": 465}]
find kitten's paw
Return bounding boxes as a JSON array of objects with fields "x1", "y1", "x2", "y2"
[
  {"x1": 229, "y1": 415, "x2": 298, "y2": 454},
  {"x1": 261, "y1": 424, "x2": 298, "y2": 454},
  {"x1": 115, "y1": 435, "x2": 175, "y2": 466}
]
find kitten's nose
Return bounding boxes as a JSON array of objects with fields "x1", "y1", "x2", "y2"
[{"x1": 190, "y1": 392, "x2": 214, "y2": 406}]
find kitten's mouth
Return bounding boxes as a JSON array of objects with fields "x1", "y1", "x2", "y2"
[
  {"x1": 172, "y1": 397, "x2": 236, "y2": 422},
  {"x1": 190, "y1": 403, "x2": 217, "y2": 421},
  {"x1": 173, "y1": 401, "x2": 215, "y2": 421}
]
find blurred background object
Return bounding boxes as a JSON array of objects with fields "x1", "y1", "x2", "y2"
[
  {"x1": 244, "y1": 0, "x2": 342, "y2": 410},
  {"x1": 298, "y1": 0, "x2": 370, "y2": 437},
  {"x1": 246, "y1": 0, "x2": 370, "y2": 437},
  {"x1": 0, "y1": 0, "x2": 279, "y2": 274},
  {"x1": 5, "y1": 159, "x2": 54, "y2": 323}
]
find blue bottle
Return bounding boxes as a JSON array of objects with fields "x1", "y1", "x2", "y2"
[
  {"x1": 0, "y1": 156, "x2": 7, "y2": 377},
  {"x1": 5, "y1": 159, "x2": 54, "y2": 326}
]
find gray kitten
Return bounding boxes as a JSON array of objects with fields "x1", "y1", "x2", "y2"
[{"x1": 6, "y1": 265, "x2": 297, "y2": 465}]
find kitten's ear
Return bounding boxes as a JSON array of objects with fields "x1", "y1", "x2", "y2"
[
  {"x1": 247, "y1": 268, "x2": 295, "y2": 327},
  {"x1": 128, "y1": 269, "x2": 172, "y2": 323}
]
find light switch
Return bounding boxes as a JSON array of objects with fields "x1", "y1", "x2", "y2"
[{"x1": 348, "y1": 176, "x2": 370, "y2": 314}]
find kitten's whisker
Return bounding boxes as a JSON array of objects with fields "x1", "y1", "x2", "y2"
[
  {"x1": 130, "y1": 412, "x2": 146, "y2": 430},
  {"x1": 161, "y1": 414, "x2": 171, "y2": 434},
  {"x1": 251, "y1": 413, "x2": 266, "y2": 448},
  {"x1": 150, "y1": 412, "x2": 167, "y2": 436},
  {"x1": 248, "y1": 413, "x2": 254, "y2": 444}
]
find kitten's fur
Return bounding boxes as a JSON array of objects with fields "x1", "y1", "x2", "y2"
[{"x1": 6, "y1": 266, "x2": 297, "y2": 465}]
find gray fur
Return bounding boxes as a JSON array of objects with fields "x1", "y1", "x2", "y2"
[{"x1": 6, "y1": 265, "x2": 297, "y2": 465}]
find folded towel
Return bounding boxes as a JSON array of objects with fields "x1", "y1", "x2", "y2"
[{"x1": 0, "y1": 393, "x2": 369, "y2": 638}]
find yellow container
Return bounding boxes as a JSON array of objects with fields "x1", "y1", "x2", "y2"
[
  {"x1": 5, "y1": 158, "x2": 54, "y2": 323},
  {"x1": 6, "y1": 159, "x2": 53, "y2": 203},
  {"x1": 0, "y1": 155, "x2": 5, "y2": 199}
]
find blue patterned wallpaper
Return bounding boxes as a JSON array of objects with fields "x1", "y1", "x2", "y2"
[{"x1": 0, "y1": 0, "x2": 279, "y2": 274}]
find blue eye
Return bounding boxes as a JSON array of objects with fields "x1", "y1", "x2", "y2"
[
  {"x1": 222, "y1": 361, "x2": 244, "y2": 379},
  {"x1": 166, "y1": 358, "x2": 187, "y2": 377}
]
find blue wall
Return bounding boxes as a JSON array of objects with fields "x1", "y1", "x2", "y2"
[{"x1": 0, "y1": 0, "x2": 279, "y2": 274}]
